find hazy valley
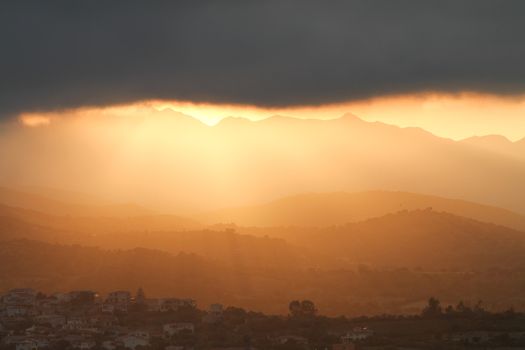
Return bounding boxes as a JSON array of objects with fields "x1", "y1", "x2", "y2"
[{"x1": 2, "y1": 187, "x2": 525, "y2": 316}]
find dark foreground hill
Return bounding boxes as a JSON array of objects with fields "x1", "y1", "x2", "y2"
[
  {"x1": 241, "y1": 209, "x2": 525, "y2": 270},
  {"x1": 0, "y1": 239, "x2": 217, "y2": 298},
  {"x1": 3, "y1": 238, "x2": 525, "y2": 316}
]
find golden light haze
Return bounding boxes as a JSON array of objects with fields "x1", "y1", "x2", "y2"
[
  {"x1": 3, "y1": 91, "x2": 525, "y2": 216},
  {"x1": 18, "y1": 92, "x2": 525, "y2": 141}
]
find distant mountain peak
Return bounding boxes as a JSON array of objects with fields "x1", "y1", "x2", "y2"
[
  {"x1": 150, "y1": 107, "x2": 209, "y2": 126},
  {"x1": 215, "y1": 116, "x2": 253, "y2": 126},
  {"x1": 338, "y1": 113, "x2": 364, "y2": 122},
  {"x1": 463, "y1": 134, "x2": 513, "y2": 144}
]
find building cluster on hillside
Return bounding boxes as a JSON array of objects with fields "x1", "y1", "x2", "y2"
[
  {"x1": 1, "y1": 288, "x2": 366, "y2": 350},
  {"x1": 0, "y1": 288, "x2": 203, "y2": 350},
  {"x1": 5, "y1": 288, "x2": 522, "y2": 350}
]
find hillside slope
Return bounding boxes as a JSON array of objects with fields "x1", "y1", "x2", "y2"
[
  {"x1": 253, "y1": 209, "x2": 525, "y2": 270},
  {"x1": 202, "y1": 191, "x2": 525, "y2": 230}
]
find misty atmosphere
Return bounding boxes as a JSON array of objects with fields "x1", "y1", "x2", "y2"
[{"x1": 1, "y1": 1, "x2": 525, "y2": 350}]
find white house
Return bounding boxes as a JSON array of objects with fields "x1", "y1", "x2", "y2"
[
  {"x1": 275, "y1": 335, "x2": 309, "y2": 346},
  {"x1": 4, "y1": 289, "x2": 36, "y2": 306},
  {"x1": 34, "y1": 314, "x2": 66, "y2": 328},
  {"x1": 101, "y1": 303, "x2": 115, "y2": 314},
  {"x1": 163, "y1": 323, "x2": 195, "y2": 338},
  {"x1": 106, "y1": 291, "x2": 131, "y2": 312},
  {"x1": 6, "y1": 305, "x2": 35, "y2": 317},
  {"x1": 102, "y1": 340, "x2": 118, "y2": 350},
  {"x1": 72, "y1": 340, "x2": 97, "y2": 349},
  {"x1": 341, "y1": 327, "x2": 373, "y2": 342},
  {"x1": 119, "y1": 334, "x2": 150, "y2": 350},
  {"x1": 64, "y1": 316, "x2": 89, "y2": 330}
]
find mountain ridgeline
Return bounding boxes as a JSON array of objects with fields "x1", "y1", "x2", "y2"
[{"x1": 2, "y1": 113, "x2": 525, "y2": 214}]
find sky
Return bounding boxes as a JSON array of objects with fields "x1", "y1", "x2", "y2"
[
  {"x1": 1, "y1": 1, "x2": 525, "y2": 212},
  {"x1": 16, "y1": 92, "x2": 525, "y2": 141},
  {"x1": 1, "y1": 1, "x2": 525, "y2": 135}
]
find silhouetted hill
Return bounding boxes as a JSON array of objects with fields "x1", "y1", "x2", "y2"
[
  {"x1": 16, "y1": 186, "x2": 112, "y2": 206},
  {"x1": 0, "y1": 205, "x2": 301, "y2": 270},
  {"x1": 0, "y1": 239, "x2": 310, "y2": 314},
  {"x1": 3, "y1": 195, "x2": 525, "y2": 272},
  {"x1": 0, "y1": 187, "x2": 152, "y2": 217},
  {"x1": 0, "y1": 203, "x2": 201, "y2": 233},
  {"x1": 3, "y1": 231, "x2": 525, "y2": 315},
  {"x1": 202, "y1": 191, "x2": 525, "y2": 231},
  {"x1": 461, "y1": 135, "x2": 525, "y2": 160},
  {"x1": 254, "y1": 209, "x2": 525, "y2": 270},
  {"x1": 0, "y1": 239, "x2": 219, "y2": 300}
]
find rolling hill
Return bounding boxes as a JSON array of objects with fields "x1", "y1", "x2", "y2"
[
  {"x1": 0, "y1": 186, "x2": 152, "y2": 217},
  {"x1": 0, "y1": 204, "x2": 302, "y2": 270},
  {"x1": 242, "y1": 209, "x2": 525, "y2": 271},
  {"x1": 0, "y1": 239, "x2": 219, "y2": 300},
  {"x1": 202, "y1": 191, "x2": 525, "y2": 231},
  {"x1": 3, "y1": 212, "x2": 525, "y2": 315}
]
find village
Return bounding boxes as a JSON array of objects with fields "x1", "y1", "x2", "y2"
[{"x1": 1, "y1": 288, "x2": 525, "y2": 350}]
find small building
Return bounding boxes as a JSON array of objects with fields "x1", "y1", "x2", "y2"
[
  {"x1": 106, "y1": 291, "x2": 131, "y2": 312},
  {"x1": 64, "y1": 316, "x2": 89, "y2": 330},
  {"x1": 202, "y1": 303, "x2": 223, "y2": 323},
  {"x1": 72, "y1": 340, "x2": 97, "y2": 349},
  {"x1": 119, "y1": 334, "x2": 150, "y2": 350},
  {"x1": 5, "y1": 305, "x2": 35, "y2": 317},
  {"x1": 145, "y1": 298, "x2": 161, "y2": 312},
  {"x1": 106, "y1": 291, "x2": 131, "y2": 304},
  {"x1": 101, "y1": 303, "x2": 115, "y2": 314},
  {"x1": 51, "y1": 292, "x2": 71, "y2": 303},
  {"x1": 341, "y1": 327, "x2": 373, "y2": 342},
  {"x1": 449, "y1": 331, "x2": 493, "y2": 344},
  {"x1": 163, "y1": 323, "x2": 195, "y2": 338},
  {"x1": 69, "y1": 291, "x2": 98, "y2": 306},
  {"x1": 332, "y1": 343, "x2": 356, "y2": 350},
  {"x1": 275, "y1": 335, "x2": 309, "y2": 347},
  {"x1": 34, "y1": 314, "x2": 66, "y2": 328},
  {"x1": 4, "y1": 336, "x2": 42, "y2": 350},
  {"x1": 15, "y1": 340, "x2": 38, "y2": 350},
  {"x1": 102, "y1": 340, "x2": 118, "y2": 350},
  {"x1": 3, "y1": 289, "x2": 36, "y2": 306}
]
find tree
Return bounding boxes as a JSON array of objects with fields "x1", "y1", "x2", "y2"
[
  {"x1": 455, "y1": 300, "x2": 472, "y2": 316},
  {"x1": 289, "y1": 300, "x2": 317, "y2": 318},
  {"x1": 136, "y1": 287, "x2": 146, "y2": 304},
  {"x1": 422, "y1": 297, "x2": 442, "y2": 318},
  {"x1": 300, "y1": 300, "x2": 317, "y2": 316},
  {"x1": 289, "y1": 300, "x2": 302, "y2": 317}
]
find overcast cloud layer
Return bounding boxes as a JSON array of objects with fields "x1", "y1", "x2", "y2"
[{"x1": 1, "y1": 0, "x2": 525, "y2": 118}]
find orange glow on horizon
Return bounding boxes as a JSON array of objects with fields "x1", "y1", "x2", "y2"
[
  {"x1": 16, "y1": 92, "x2": 525, "y2": 141},
  {"x1": 20, "y1": 115, "x2": 52, "y2": 127}
]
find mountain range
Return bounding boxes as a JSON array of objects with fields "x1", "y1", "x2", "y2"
[
  {"x1": 461, "y1": 135, "x2": 525, "y2": 160},
  {"x1": 1, "y1": 111, "x2": 524, "y2": 214}
]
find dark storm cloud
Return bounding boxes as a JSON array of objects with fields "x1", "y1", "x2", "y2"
[{"x1": 1, "y1": 0, "x2": 525, "y2": 117}]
